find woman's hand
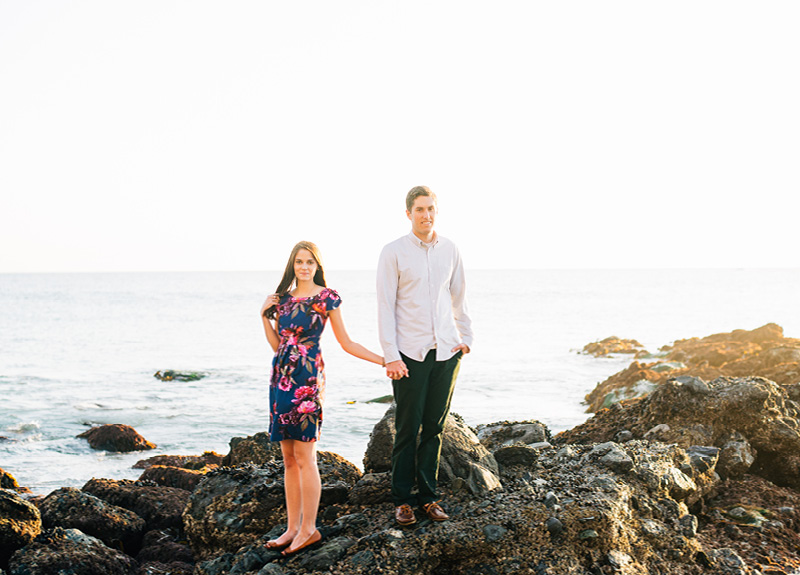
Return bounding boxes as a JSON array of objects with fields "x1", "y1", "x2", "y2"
[{"x1": 261, "y1": 293, "x2": 280, "y2": 317}]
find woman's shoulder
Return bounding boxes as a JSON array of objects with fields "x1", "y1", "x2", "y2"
[{"x1": 320, "y1": 287, "x2": 341, "y2": 300}]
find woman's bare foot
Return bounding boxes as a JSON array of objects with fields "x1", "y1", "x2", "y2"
[{"x1": 265, "y1": 529, "x2": 297, "y2": 550}]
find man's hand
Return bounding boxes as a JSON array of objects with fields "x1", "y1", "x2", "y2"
[
  {"x1": 386, "y1": 360, "x2": 409, "y2": 380},
  {"x1": 451, "y1": 343, "x2": 471, "y2": 354}
]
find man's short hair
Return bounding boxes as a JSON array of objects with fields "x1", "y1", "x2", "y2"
[{"x1": 406, "y1": 186, "x2": 438, "y2": 212}]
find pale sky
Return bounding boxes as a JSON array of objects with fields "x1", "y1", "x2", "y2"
[{"x1": 1, "y1": 1, "x2": 798, "y2": 273}]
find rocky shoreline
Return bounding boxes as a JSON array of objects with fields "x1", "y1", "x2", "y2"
[{"x1": 3, "y1": 325, "x2": 800, "y2": 574}]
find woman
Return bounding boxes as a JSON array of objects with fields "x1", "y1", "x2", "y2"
[{"x1": 260, "y1": 241, "x2": 384, "y2": 556}]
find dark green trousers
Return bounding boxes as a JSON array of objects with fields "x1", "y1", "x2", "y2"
[{"x1": 391, "y1": 349, "x2": 462, "y2": 506}]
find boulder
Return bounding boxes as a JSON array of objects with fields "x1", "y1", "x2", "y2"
[
  {"x1": 556, "y1": 375, "x2": 800, "y2": 491},
  {"x1": 222, "y1": 431, "x2": 282, "y2": 467},
  {"x1": 136, "y1": 528, "x2": 195, "y2": 569},
  {"x1": 153, "y1": 370, "x2": 205, "y2": 382},
  {"x1": 82, "y1": 478, "x2": 190, "y2": 530},
  {"x1": 137, "y1": 465, "x2": 207, "y2": 491},
  {"x1": 475, "y1": 420, "x2": 551, "y2": 451},
  {"x1": 201, "y1": 440, "x2": 721, "y2": 575},
  {"x1": 77, "y1": 424, "x2": 156, "y2": 452},
  {"x1": 133, "y1": 452, "x2": 223, "y2": 471},
  {"x1": 0, "y1": 489, "x2": 41, "y2": 568},
  {"x1": 581, "y1": 336, "x2": 646, "y2": 357},
  {"x1": 363, "y1": 405, "x2": 502, "y2": 495},
  {"x1": 183, "y1": 453, "x2": 361, "y2": 559},
  {"x1": 7, "y1": 528, "x2": 138, "y2": 575},
  {"x1": 0, "y1": 468, "x2": 21, "y2": 491},
  {"x1": 585, "y1": 324, "x2": 800, "y2": 412},
  {"x1": 38, "y1": 487, "x2": 145, "y2": 554}
]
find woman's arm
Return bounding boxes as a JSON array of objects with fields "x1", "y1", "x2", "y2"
[
  {"x1": 327, "y1": 308, "x2": 384, "y2": 366},
  {"x1": 260, "y1": 294, "x2": 281, "y2": 352}
]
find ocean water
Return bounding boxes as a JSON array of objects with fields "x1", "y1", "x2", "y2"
[{"x1": 1, "y1": 269, "x2": 799, "y2": 495}]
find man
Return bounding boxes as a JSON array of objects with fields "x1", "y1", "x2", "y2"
[{"x1": 377, "y1": 185, "x2": 474, "y2": 526}]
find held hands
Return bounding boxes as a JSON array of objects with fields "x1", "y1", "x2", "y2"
[{"x1": 385, "y1": 360, "x2": 409, "y2": 380}]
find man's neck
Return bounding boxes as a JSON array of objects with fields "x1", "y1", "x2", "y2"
[{"x1": 412, "y1": 229, "x2": 436, "y2": 244}]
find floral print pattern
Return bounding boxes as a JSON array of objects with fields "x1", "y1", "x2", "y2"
[{"x1": 269, "y1": 288, "x2": 341, "y2": 442}]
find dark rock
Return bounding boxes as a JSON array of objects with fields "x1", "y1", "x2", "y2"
[
  {"x1": 77, "y1": 424, "x2": 156, "y2": 452},
  {"x1": 364, "y1": 405, "x2": 502, "y2": 495},
  {"x1": 222, "y1": 432, "x2": 283, "y2": 467},
  {"x1": 0, "y1": 468, "x2": 22, "y2": 491},
  {"x1": 153, "y1": 370, "x2": 205, "y2": 382},
  {"x1": 82, "y1": 478, "x2": 189, "y2": 530},
  {"x1": 475, "y1": 420, "x2": 551, "y2": 450},
  {"x1": 38, "y1": 487, "x2": 145, "y2": 554},
  {"x1": 558, "y1": 375, "x2": 800, "y2": 491},
  {"x1": 136, "y1": 561, "x2": 194, "y2": 575},
  {"x1": 366, "y1": 395, "x2": 393, "y2": 404},
  {"x1": 133, "y1": 452, "x2": 223, "y2": 471},
  {"x1": 545, "y1": 517, "x2": 564, "y2": 536},
  {"x1": 0, "y1": 489, "x2": 41, "y2": 568},
  {"x1": 137, "y1": 465, "x2": 207, "y2": 491},
  {"x1": 194, "y1": 553, "x2": 235, "y2": 575},
  {"x1": 8, "y1": 527, "x2": 138, "y2": 575},
  {"x1": 614, "y1": 430, "x2": 633, "y2": 442},
  {"x1": 298, "y1": 536, "x2": 356, "y2": 571},
  {"x1": 136, "y1": 529, "x2": 194, "y2": 565},
  {"x1": 493, "y1": 444, "x2": 538, "y2": 468},
  {"x1": 184, "y1": 453, "x2": 360, "y2": 559},
  {"x1": 482, "y1": 524, "x2": 507, "y2": 542},
  {"x1": 581, "y1": 336, "x2": 646, "y2": 357},
  {"x1": 348, "y1": 472, "x2": 392, "y2": 505}
]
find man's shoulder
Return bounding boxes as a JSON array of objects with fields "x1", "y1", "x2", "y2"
[{"x1": 380, "y1": 234, "x2": 411, "y2": 253}]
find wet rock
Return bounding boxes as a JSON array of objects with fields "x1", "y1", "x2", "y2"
[
  {"x1": 184, "y1": 453, "x2": 361, "y2": 559},
  {"x1": 135, "y1": 528, "x2": 194, "y2": 565},
  {"x1": 153, "y1": 370, "x2": 205, "y2": 382},
  {"x1": 585, "y1": 324, "x2": 800, "y2": 412},
  {"x1": 298, "y1": 536, "x2": 356, "y2": 571},
  {"x1": 364, "y1": 405, "x2": 502, "y2": 495},
  {"x1": 8, "y1": 527, "x2": 138, "y2": 575},
  {"x1": 0, "y1": 468, "x2": 22, "y2": 492},
  {"x1": 581, "y1": 336, "x2": 646, "y2": 357},
  {"x1": 137, "y1": 465, "x2": 207, "y2": 491},
  {"x1": 475, "y1": 420, "x2": 551, "y2": 450},
  {"x1": 557, "y1": 375, "x2": 800, "y2": 491},
  {"x1": 38, "y1": 487, "x2": 145, "y2": 554},
  {"x1": 494, "y1": 444, "x2": 538, "y2": 468},
  {"x1": 82, "y1": 478, "x2": 189, "y2": 530},
  {"x1": 0, "y1": 489, "x2": 41, "y2": 567},
  {"x1": 77, "y1": 424, "x2": 156, "y2": 452},
  {"x1": 133, "y1": 452, "x2": 223, "y2": 471},
  {"x1": 222, "y1": 432, "x2": 282, "y2": 467}
]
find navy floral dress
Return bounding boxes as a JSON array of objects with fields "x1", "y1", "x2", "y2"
[{"x1": 269, "y1": 287, "x2": 341, "y2": 442}]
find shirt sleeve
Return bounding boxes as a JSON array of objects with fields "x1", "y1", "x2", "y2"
[
  {"x1": 325, "y1": 288, "x2": 342, "y2": 312},
  {"x1": 450, "y1": 246, "x2": 474, "y2": 350},
  {"x1": 377, "y1": 244, "x2": 402, "y2": 364}
]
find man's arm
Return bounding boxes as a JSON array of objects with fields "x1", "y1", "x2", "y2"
[
  {"x1": 377, "y1": 245, "x2": 408, "y2": 378},
  {"x1": 450, "y1": 247, "x2": 474, "y2": 352}
]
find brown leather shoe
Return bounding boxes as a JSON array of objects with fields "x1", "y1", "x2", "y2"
[
  {"x1": 421, "y1": 501, "x2": 449, "y2": 522},
  {"x1": 395, "y1": 504, "x2": 417, "y2": 526}
]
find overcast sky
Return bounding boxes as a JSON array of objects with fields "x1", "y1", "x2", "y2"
[{"x1": 1, "y1": 1, "x2": 798, "y2": 273}]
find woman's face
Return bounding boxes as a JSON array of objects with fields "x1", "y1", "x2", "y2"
[{"x1": 294, "y1": 248, "x2": 319, "y2": 282}]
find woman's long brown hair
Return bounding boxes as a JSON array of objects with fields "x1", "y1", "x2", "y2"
[{"x1": 263, "y1": 241, "x2": 327, "y2": 319}]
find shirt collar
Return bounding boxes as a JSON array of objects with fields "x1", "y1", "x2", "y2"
[{"x1": 407, "y1": 231, "x2": 438, "y2": 249}]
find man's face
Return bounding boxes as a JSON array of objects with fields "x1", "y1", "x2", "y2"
[{"x1": 407, "y1": 195, "x2": 437, "y2": 237}]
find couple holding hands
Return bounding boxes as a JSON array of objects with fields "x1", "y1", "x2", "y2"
[{"x1": 260, "y1": 186, "x2": 473, "y2": 556}]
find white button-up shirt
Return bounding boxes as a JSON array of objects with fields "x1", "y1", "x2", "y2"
[{"x1": 377, "y1": 232, "x2": 474, "y2": 363}]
